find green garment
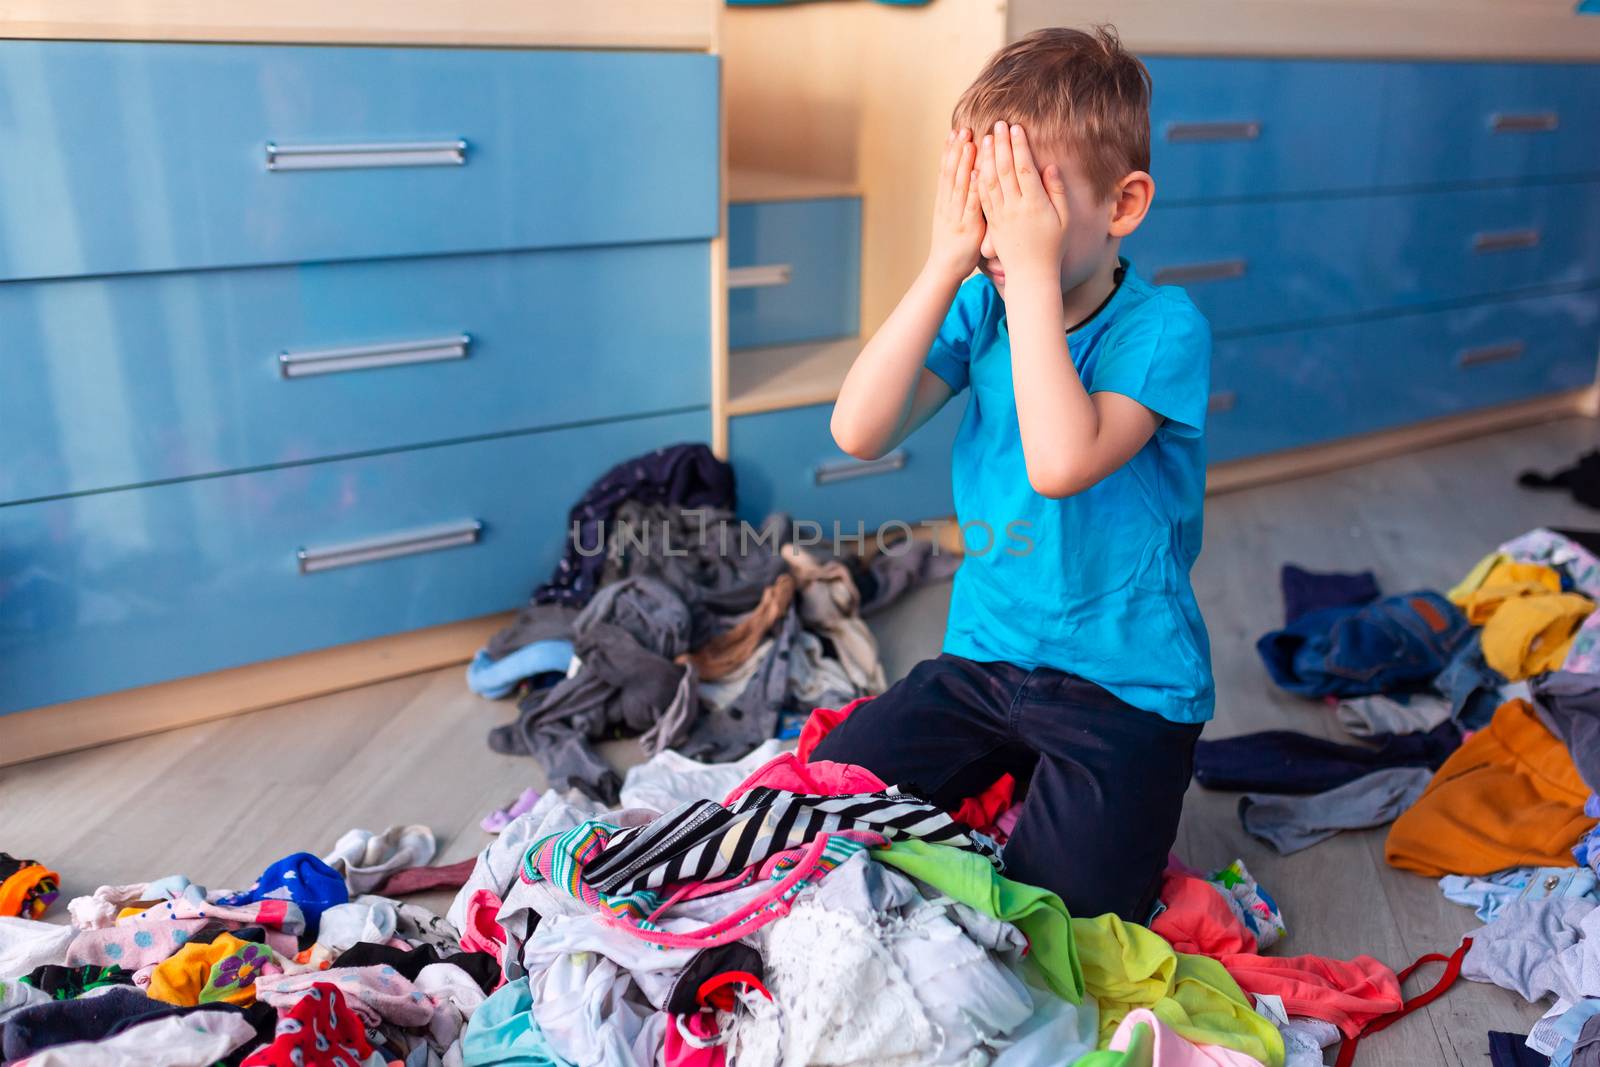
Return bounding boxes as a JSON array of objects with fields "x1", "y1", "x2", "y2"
[
  {"x1": 873, "y1": 839, "x2": 1084, "y2": 1002},
  {"x1": 1073, "y1": 1021, "x2": 1156, "y2": 1067},
  {"x1": 1073, "y1": 914, "x2": 1286, "y2": 1067}
]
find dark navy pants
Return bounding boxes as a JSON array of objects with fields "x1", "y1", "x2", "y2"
[{"x1": 810, "y1": 653, "x2": 1202, "y2": 922}]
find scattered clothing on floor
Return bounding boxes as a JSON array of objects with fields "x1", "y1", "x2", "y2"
[
  {"x1": 1238, "y1": 767, "x2": 1433, "y2": 855},
  {"x1": 1256, "y1": 591, "x2": 1470, "y2": 699},
  {"x1": 240, "y1": 982, "x2": 373, "y2": 1067},
  {"x1": 1461, "y1": 898, "x2": 1594, "y2": 1003},
  {"x1": 532, "y1": 442, "x2": 737, "y2": 608},
  {"x1": 1575, "y1": 795, "x2": 1600, "y2": 875},
  {"x1": 1501, "y1": 528, "x2": 1600, "y2": 674},
  {"x1": 853, "y1": 536, "x2": 962, "y2": 618},
  {"x1": 1440, "y1": 866, "x2": 1600, "y2": 924},
  {"x1": 1386, "y1": 699, "x2": 1592, "y2": 876},
  {"x1": 1435, "y1": 631, "x2": 1511, "y2": 727},
  {"x1": 467, "y1": 640, "x2": 575, "y2": 699},
  {"x1": 1531, "y1": 672, "x2": 1600, "y2": 792},
  {"x1": 1204, "y1": 860, "x2": 1287, "y2": 951},
  {"x1": 1334, "y1": 692, "x2": 1452, "y2": 739},
  {"x1": 322, "y1": 825, "x2": 437, "y2": 895},
  {"x1": 1279, "y1": 564, "x2": 1381, "y2": 626},
  {"x1": 18, "y1": 964, "x2": 133, "y2": 1000},
  {"x1": 0, "y1": 855, "x2": 59, "y2": 920},
  {"x1": 1520, "y1": 450, "x2": 1600, "y2": 511},
  {"x1": 1150, "y1": 866, "x2": 1402, "y2": 1040},
  {"x1": 1194, "y1": 720, "x2": 1460, "y2": 795},
  {"x1": 616, "y1": 740, "x2": 786, "y2": 815},
  {"x1": 373, "y1": 858, "x2": 476, "y2": 897},
  {"x1": 213, "y1": 853, "x2": 347, "y2": 938}
]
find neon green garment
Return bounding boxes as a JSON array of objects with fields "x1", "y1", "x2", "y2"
[
  {"x1": 872, "y1": 839, "x2": 1083, "y2": 1002},
  {"x1": 1073, "y1": 913, "x2": 1285, "y2": 1067},
  {"x1": 1073, "y1": 1020, "x2": 1156, "y2": 1067}
]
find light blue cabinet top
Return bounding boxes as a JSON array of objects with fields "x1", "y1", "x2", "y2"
[{"x1": 0, "y1": 42, "x2": 720, "y2": 281}]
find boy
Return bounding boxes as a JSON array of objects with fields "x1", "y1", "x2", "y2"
[{"x1": 816, "y1": 26, "x2": 1212, "y2": 923}]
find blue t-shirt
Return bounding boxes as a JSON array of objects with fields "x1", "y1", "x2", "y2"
[{"x1": 923, "y1": 261, "x2": 1214, "y2": 723}]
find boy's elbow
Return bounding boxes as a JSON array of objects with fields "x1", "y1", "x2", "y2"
[
  {"x1": 1026, "y1": 460, "x2": 1097, "y2": 500},
  {"x1": 829, "y1": 413, "x2": 886, "y2": 461}
]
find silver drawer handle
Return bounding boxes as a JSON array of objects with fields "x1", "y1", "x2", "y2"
[
  {"x1": 279, "y1": 334, "x2": 471, "y2": 378},
  {"x1": 1490, "y1": 112, "x2": 1558, "y2": 134},
  {"x1": 1456, "y1": 341, "x2": 1525, "y2": 368},
  {"x1": 728, "y1": 264, "x2": 794, "y2": 290},
  {"x1": 266, "y1": 139, "x2": 468, "y2": 171},
  {"x1": 814, "y1": 450, "x2": 907, "y2": 485},
  {"x1": 1207, "y1": 390, "x2": 1238, "y2": 414},
  {"x1": 1153, "y1": 259, "x2": 1247, "y2": 286},
  {"x1": 298, "y1": 519, "x2": 483, "y2": 574},
  {"x1": 1166, "y1": 121, "x2": 1261, "y2": 143},
  {"x1": 1473, "y1": 228, "x2": 1542, "y2": 254}
]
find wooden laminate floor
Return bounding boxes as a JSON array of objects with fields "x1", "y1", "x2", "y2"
[{"x1": 7, "y1": 417, "x2": 1599, "y2": 1065}]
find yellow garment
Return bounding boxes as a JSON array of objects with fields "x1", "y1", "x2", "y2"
[
  {"x1": 1482, "y1": 592, "x2": 1596, "y2": 680},
  {"x1": 1448, "y1": 551, "x2": 1509, "y2": 603},
  {"x1": 1452, "y1": 561, "x2": 1563, "y2": 625},
  {"x1": 115, "y1": 906, "x2": 149, "y2": 920},
  {"x1": 1073, "y1": 913, "x2": 1285, "y2": 1067},
  {"x1": 146, "y1": 933, "x2": 261, "y2": 1007}
]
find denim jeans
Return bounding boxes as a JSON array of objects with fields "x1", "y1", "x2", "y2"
[{"x1": 1256, "y1": 591, "x2": 1471, "y2": 698}]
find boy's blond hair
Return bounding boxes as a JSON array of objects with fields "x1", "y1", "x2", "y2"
[{"x1": 952, "y1": 25, "x2": 1152, "y2": 201}]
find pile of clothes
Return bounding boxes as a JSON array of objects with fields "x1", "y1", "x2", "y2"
[
  {"x1": 470, "y1": 444, "x2": 956, "y2": 805},
  {"x1": 0, "y1": 825, "x2": 501, "y2": 1065},
  {"x1": 1197, "y1": 527, "x2": 1600, "y2": 1066},
  {"x1": 419, "y1": 740, "x2": 1409, "y2": 1067},
  {"x1": 2, "y1": 733, "x2": 1417, "y2": 1066}
]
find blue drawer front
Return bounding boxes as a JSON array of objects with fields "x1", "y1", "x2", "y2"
[
  {"x1": 0, "y1": 409, "x2": 710, "y2": 712},
  {"x1": 1129, "y1": 181, "x2": 1600, "y2": 334},
  {"x1": 1147, "y1": 58, "x2": 1386, "y2": 201},
  {"x1": 1, "y1": 243, "x2": 710, "y2": 502},
  {"x1": 1147, "y1": 58, "x2": 1600, "y2": 202},
  {"x1": 731, "y1": 400, "x2": 960, "y2": 529},
  {"x1": 1208, "y1": 289, "x2": 1600, "y2": 462},
  {"x1": 0, "y1": 42, "x2": 719, "y2": 281},
  {"x1": 729, "y1": 199, "x2": 861, "y2": 350}
]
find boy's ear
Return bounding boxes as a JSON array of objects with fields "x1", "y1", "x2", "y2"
[{"x1": 1107, "y1": 171, "x2": 1155, "y2": 238}]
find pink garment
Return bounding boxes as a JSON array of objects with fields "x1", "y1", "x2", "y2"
[
  {"x1": 66, "y1": 919, "x2": 298, "y2": 969},
  {"x1": 126, "y1": 897, "x2": 304, "y2": 936},
  {"x1": 1112, "y1": 1008, "x2": 1268, "y2": 1067},
  {"x1": 723, "y1": 752, "x2": 888, "y2": 804},
  {"x1": 256, "y1": 965, "x2": 435, "y2": 1029},
  {"x1": 459, "y1": 889, "x2": 507, "y2": 963},
  {"x1": 1151, "y1": 870, "x2": 1401, "y2": 1038},
  {"x1": 664, "y1": 1012, "x2": 727, "y2": 1067}
]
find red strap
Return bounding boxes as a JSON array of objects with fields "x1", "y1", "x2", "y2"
[{"x1": 1333, "y1": 938, "x2": 1472, "y2": 1067}]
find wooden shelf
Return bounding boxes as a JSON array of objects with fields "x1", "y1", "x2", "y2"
[
  {"x1": 0, "y1": 0, "x2": 718, "y2": 48},
  {"x1": 727, "y1": 335, "x2": 860, "y2": 417},
  {"x1": 1007, "y1": 0, "x2": 1600, "y2": 60},
  {"x1": 729, "y1": 168, "x2": 862, "y2": 204}
]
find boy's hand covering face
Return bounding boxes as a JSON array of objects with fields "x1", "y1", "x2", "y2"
[
  {"x1": 926, "y1": 127, "x2": 986, "y2": 281},
  {"x1": 976, "y1": 122, "x2": 1071, "y2": 284}
]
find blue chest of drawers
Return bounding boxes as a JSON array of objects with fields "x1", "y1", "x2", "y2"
[
  {"x1": 1125, "y1": 55, "x2": 1600, "y2": 463},
  {"x1": 0, "y1": 40, "x2": 719, "y2": 713}
]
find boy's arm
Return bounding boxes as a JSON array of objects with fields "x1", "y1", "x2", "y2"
[
  {"x1": 831, "y1": 129, "x2": 985, "y2": 461},
  {"x1": 977, "y1": 124, "x2": 1159, "y2": 498}
]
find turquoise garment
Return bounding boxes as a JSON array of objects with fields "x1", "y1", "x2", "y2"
[
  {"x1": 923, "y1": 262, "x2": 1215, "y2": 723},
  {"x1": 460, "y1": 977, "x2": 571, "y2": 1066}
]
